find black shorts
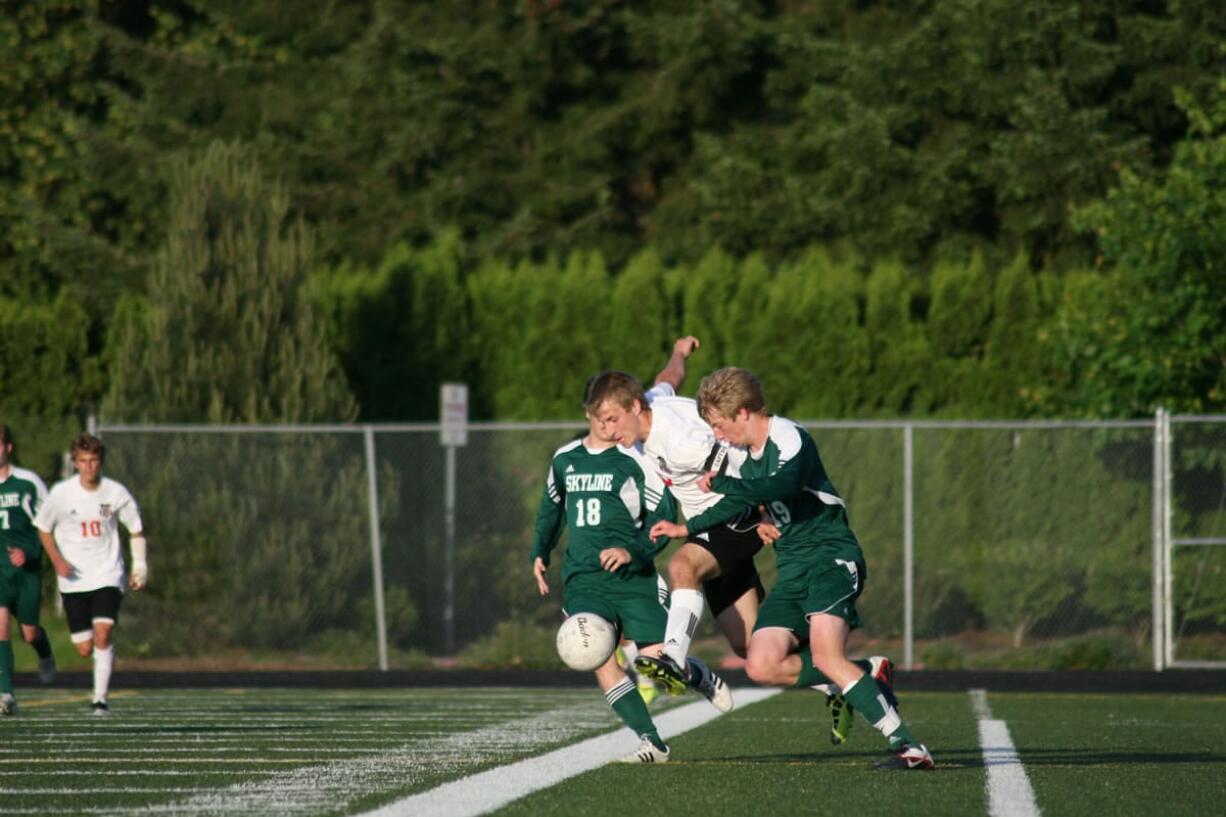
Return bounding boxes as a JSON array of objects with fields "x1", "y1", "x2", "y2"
[
  {"x1": 689, "y1": 515, "x2": 766, "y2": 616},
  {"x1": 62, "y1": 587, "x2": 123, "y2": 634}
]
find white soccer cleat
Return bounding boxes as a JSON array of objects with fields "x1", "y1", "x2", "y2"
[
  {"x1": 0, "y1": 692, "x2": 17, "y2": 716},
  {"x1": 877, "y1": 742, "x2": 935, "y2": 770},
  {"x1": 38, "y1": 655, "x2": 57, "y2": 685},
  {"x1": 615, "y1": 737, "x2": 670, "y2": 764},
  {"x1": 688, "y1": 657, "x2": 734, "y2": 713}
]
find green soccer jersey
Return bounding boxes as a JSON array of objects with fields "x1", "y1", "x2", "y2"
[
  {"x1": 685, "y1": 417, "x2": 862, "y2": 561},
  {"x1": 531, "y1": 438, "x2": 676, "y2": 584},
  {"x1": 0, "y1": 466, "x2": 48, "y2": 578}
]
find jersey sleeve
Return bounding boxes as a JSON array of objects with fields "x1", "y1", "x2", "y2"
[
  {"x1": 708, "y1": 434, "x2": 812, "y2": 504},
  {"x1": 116, "y1": 485, "x2": 144, "y2": 533},
  {"x1": 624, "y1": 468, "x2": 677, "y2": 569},
  {"x1": 530, "y1": 461, "x2": 566, "y2": 566},
  {"x1": 32, "y1": 487, "x2": 59, "y2": 533},
  {"x1": 644, "y1": 383, "x2": 675, "y2": 404},
  {"x1": 679, "y1": 493, "x2": 751, "y2": 534}
]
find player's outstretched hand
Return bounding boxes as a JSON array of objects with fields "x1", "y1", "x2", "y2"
[
  {"x1": 757, "y1": 521, "x2": 782, "y2": 546},
  {"x1": 649, "y1": 520, "x2": 687, "y2": 540},
  {"x1": 696, "y1": 469, "x2": 718, "y2": 492},
  {"x1": 532, "y1": 557, "x2": 550, "y2": 596},
  {"x1": 599, "y1": 547, "x2": 631, "y2": 572},
  {"x1": 6, "y1": 546, "x2": 25, "y2": 568}
]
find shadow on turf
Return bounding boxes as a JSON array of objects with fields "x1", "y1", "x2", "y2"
[{"x1": 714, "y1": 747, "x2": 1226, "y2": 769}]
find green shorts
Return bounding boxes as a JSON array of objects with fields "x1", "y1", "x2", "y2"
[
  {"x1": 563, "y1": 569, "x2": 668, "y2": 647},
  {"x1": 0, "y1": 568, "x2": 43, "y2": 625},
  {"x1": 752, "y1": 554, "x2": 866, "y2": 638}
]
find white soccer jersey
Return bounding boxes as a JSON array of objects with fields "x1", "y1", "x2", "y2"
[
  {"x1": 643, "y1": 383, "x2": 747, "y2": 519},
  {"x1": 35, "y1": 476, "x2": 143, "y2": 593}
]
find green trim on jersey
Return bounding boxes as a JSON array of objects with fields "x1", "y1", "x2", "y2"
[
  {"x1": 531, "y1": 439, "x2": 676, "y2": 584},
  {"x1": 688, "y1": 417, "x2": 862, "y2": 562},
  {"x1": 0, "y1": 469, "x2": 45, "y2": 577}
]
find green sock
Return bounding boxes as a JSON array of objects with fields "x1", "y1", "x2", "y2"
[
  {"x1": 794, "y1": 646, "x2": 835, "y2": 688},
  {"x1": 843, "y1": 673, "x2": 915, "y2": 749},
  {"x1": 607, "y1": 678, "x2": 666, "y2": 751},
  {"x1": 29, "y1": 627, "x2": 52, "y2": 660},
  {"x1": 0, "y1": 641, "x2": 13, "y2": 695}
]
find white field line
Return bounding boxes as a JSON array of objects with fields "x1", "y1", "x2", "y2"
[
  {"x1": 0, "y1": 788, "x2": 213, "y2": 795},
  {"x1": 29, "y1": 695, "x2": 639, "y2": 816},
  {"x1": 357, "y1": 687, "x2": 782, "y2": 817},
  {"x1": 969, "y1": 689, "x2": 1041, "y2": 817}
]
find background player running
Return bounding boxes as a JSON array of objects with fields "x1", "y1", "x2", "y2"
[{"x1": 36, "y1": 433, "x2": 148, "y2": 717}]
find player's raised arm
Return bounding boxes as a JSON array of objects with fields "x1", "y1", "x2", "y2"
[{"x1": 652, "y1": 336, "x2": 701, "y2": 391}]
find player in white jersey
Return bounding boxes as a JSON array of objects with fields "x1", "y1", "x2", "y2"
[
  {"x1": 588, "y1": 338, "x2": 768, "y2": 700},
  {"x1": 35, "y1": 433, "x2": 148, "y2": 716}
]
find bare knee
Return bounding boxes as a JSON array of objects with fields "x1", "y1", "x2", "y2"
[
  {"x1": 745, "y1": 651, "x2": 788, "y2": 686},
  {"x1": 668, "y1": 557, "x2": 701, "y2": 589},
  {"x1": 73, "y1": 641, "x2": 93, "y2": 658}
]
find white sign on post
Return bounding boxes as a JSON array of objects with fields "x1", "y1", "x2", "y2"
[{"x1": 440, "y1": 383, "x2": 469, "y2": 446}]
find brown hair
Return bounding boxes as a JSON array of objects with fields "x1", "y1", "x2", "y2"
[
  {"x1": 696, "y1": 367, "x2": 767, "y2": 421},
  {"x1": 70, "y1": 433, "x2": 106, "y2": 461},
  {"x1": 0, "y1": 424, "x2": 12, "y2": 448},
  {"x1": 582, "y1": 371, "x2": 646, "y2": 415}
]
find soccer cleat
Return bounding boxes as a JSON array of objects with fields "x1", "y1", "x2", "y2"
[
  {"x1": 828, "y1": 692, "x2": 854, "y2": 745},
  {"x1": 0, "y1": 693, "x2": 17, "y2": 716},
  {"x1": 876, "y1": 742, "x2": 934, "y2": 770},
  {"x1": 615, "y1": 646, "x2": 629, "y2": 670},
  {"x1": 615, "y1": 737, "x2": 670, "y2": 764},
  {"x1": 687, "y1": 657, "x2": 733, "y2": 713},
  {"x1": 633, "y1": 654, "x2": 689, "y2": 697},
  {"x1": 636, "y1": 678, "x2": 660, "y2": 705},
  {"x1": 91, "y1": 701, "x2": 111, "y2": 717},
  {"x1": 38, "y1": 654, "x2": 57, "y2": 685}
]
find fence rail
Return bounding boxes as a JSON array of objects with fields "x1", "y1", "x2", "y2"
[{"x1": 89, "y1": 412, "x2": 1225, "y2": 671}]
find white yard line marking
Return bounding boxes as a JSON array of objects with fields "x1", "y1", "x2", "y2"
[
  {"x1": 357, "y1": 687, "x2": 782, "y2": 817},
  {"x1": 969, "y1": 689, "x2": 1041, "y2": 817},
  {"x1": 76, "y1": 695, "x2": 638, "y2": 815}
]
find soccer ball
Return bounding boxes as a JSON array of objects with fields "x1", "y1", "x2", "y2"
[{"x1": 556, "y1": 613, "x2": 616, "y2": 671}]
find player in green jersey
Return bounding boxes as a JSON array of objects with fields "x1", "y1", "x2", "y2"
[
  {"x1": 0, "y1": 425, "x2": 56, "y2": 716},
  {"x1": 531, "y1": 382, "x2": 726, "y2": 763},
  {"x1": 650, "y1": 368, "x2": 934, "y2": 770}
]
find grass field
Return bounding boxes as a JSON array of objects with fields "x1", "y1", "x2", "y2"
[{"x1": 1, "y1": 685, "x2": 1223, "y2": 816}]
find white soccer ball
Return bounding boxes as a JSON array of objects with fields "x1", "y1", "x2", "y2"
[{"x1": 556, "y1": 613, "x2": 617, "y2": 671}]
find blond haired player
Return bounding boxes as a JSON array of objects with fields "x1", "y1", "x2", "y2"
[
  {"x1": 652, "y1": 367, "x2": 933, "y2": 770},
  {"x1": 36, "y1": 433, "x2": 148, "y2": 717}
]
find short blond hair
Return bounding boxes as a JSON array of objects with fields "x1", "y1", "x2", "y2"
[
  {"x1": 583, "y1": 371, "x2": 646, "y2": 415},
  {"x1": 696, "y1": 367, "x2": 766, "y2": 421}
]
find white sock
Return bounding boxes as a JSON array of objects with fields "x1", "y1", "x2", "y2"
[
  {"x1": 93, "y1": 645, "x2": 114, "y2": 704},
  {"x1": 662, "y1": 589, "x2": 704, "y2": 667}
]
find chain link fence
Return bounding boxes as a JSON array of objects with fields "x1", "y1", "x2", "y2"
[{"x1": 91, "y1": 415, "x2": 1225, "y2": 671}]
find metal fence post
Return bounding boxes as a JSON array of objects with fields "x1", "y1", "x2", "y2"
[
  {"x1": 444, "y1": 444, "x2": 456, "y2": 656},
  {"x1": 1151, "y1": 408, "x2": 1165, "y2": 670},
  {"x1": 903, "y1": 423, "x2": 914, "y2": 669},
  {"x1": 364, "y1": 427, "x2": 389, "y2": 671}
]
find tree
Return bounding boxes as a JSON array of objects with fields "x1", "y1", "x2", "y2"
[
  {"x1": 1043, "y1": 83, "x2": 1226, "y2": 417},
  {"x1": 103, "y1": 141, "x2": 354, "y2": 423},
  {"x1": 100, "y1": 141, "x2": 366, "y2": 658}
]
